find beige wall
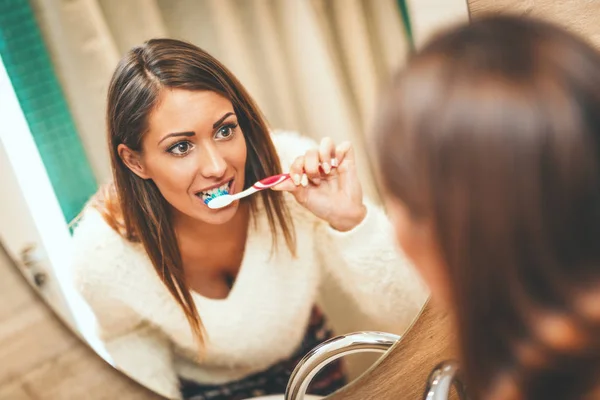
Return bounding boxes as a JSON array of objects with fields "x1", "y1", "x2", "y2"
[
  {"x1": 407, "y1": 0, "x2": 470, "y2": 47},
  {"x1": 469, "y1": 0, "x2": 600, "y2": 48},
  {"x1": 408, "y1": 0, "x2": 600, "y2": 51}
]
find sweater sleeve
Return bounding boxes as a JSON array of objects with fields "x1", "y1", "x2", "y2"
[
  {"x1": 270, "y1": 130, "x2": 429, "y2": 327},
  {"x1": 315, "y1": 199, "x2": 429, "y2": 328},
  {"x1": 71, "y1": 218, "x2": 182, "y2": 400}
]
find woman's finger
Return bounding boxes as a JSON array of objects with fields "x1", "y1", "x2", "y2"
[
  {"x1": 304, "y1": 149, "x2": 321, "y2": 185},
  {"x1": 334, "y1": 141, "x2": 353, "y2": 166},
  {"x1": 270, "y1": 178, "x2": 297, "y2": 192},
  {"x1": 289, "y1": 156, "x2": 305, "y2": 186},
  {"x1": 319, "y1": 137, "x2": 336, "y2": 175}
]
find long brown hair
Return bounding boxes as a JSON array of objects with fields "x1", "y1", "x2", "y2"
[
  {"x1": 96, "y1": 38, "x2": 295, "y2": 350},
  {"x1": 376, "y1": 16, "x2": 600, "y2": 399}
]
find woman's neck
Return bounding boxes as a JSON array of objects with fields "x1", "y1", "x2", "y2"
[
  {"x1": 173, "y1": 202, "x2": 250, "y2": 246},
  {"x1": 173, "y1": 202, "x2": 251, "y2": 291}
]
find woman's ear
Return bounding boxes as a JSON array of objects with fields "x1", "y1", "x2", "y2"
[{"x1": 118, "y1": 144, "x2": 150, "y2": 179}]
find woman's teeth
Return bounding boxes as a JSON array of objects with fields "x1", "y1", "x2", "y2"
[{"x1": 198, "y1": 182, "x2": 230, "y2": 203}]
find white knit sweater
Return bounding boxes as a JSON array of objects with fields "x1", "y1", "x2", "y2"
[{"x1": 71, "y1": 131, "x2": 428, "y2": 399}]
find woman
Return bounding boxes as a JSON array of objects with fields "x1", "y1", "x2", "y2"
[
  {"x1": 375, "y1": 15, "x2": 600, "y2": 399},
  {"x1": 71, "y1": 38, "x2": 426, "y2": 400}
]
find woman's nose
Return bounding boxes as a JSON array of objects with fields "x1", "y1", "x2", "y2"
[{"x1": 199, "y1": 144, "x2": 227, "y2": 178}]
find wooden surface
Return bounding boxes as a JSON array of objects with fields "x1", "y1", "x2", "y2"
[
  {"x1": 327, "y1": 299, "x2": 456, "y2": 400},
  {"x1": 0, "y1": 245, "x2": 162, "y2": 400}
]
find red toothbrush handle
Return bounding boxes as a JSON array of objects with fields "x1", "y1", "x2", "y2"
[
  {"x1": 253, "y1": 173, "x2": 290, "y2": 189},
  {"x1": 253, "y1": 163, "x2": 338, "y2": 190}
]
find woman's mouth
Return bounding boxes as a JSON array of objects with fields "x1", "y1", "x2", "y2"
[{"x1": 196, "y1": 180, "x2": 233, "y2": 204}]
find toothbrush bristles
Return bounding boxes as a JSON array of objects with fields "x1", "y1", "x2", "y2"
[{"x1": 203, "y1": 188, "x2": 229, "y2": 205}]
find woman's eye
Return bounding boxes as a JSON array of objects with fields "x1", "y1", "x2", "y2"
[
  {"x1": 215, "y1": 123, "x2": 238, "y2": 140},
  {"x1": 168, "y1": 141, "x2": 193, "y2": 155}
]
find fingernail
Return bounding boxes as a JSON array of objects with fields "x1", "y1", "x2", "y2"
[
  {"x1": 292, "y1": 174, "x2": 301, "y2": 185},
  {"x1": 322, "y1": 162, "x2": 331, "y2": 174},
  {"x1": 301, "y1": 174, "x2": 308, "y2": 187},
  {"x1": 331, "y1": 158, "x2": 338, "y2": 167}
]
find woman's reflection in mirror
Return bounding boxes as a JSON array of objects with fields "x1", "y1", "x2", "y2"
[{"x1": 70, "y1": 39, "x2": 427, "y2": 400}]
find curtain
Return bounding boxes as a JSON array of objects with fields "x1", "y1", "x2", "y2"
[{"x1": 30, "y1": 0, "x2": 409, "y2": 203}]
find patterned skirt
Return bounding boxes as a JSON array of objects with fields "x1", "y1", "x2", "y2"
[{"x1": 180, "y1": 307, "x2": 347, "y2": 400}]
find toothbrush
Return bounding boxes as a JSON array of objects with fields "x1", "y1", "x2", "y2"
[
  {"x1": 206, "y1": 173, "x2": 289, "y2": 209},
  {"x1": 207, "y1": 161, "x2": 338, "y2": 210}
]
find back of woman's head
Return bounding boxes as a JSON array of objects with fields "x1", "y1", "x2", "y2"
[{"x1": 376, "y1": 15, "x2": 600, "y2": 399}]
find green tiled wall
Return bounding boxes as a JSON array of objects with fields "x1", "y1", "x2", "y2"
[{"x1": 0, "y1": 0, "x2": 97, "y2": 223}]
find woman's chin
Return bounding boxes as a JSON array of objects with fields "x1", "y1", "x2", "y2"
[{"x1": 196, "y1": 201, "x2": 239, "y2": 225}]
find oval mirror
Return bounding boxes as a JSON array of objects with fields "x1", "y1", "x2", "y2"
[{"x1": 0, "y1": 1, "x2": 442, "y2": 399}]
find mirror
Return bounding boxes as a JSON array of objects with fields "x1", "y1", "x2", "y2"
[{"x1": 0, "y1": 1, "x2": 428, "y2": 399}]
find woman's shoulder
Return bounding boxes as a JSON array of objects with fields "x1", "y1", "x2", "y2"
[
  {"x1": 71, "y1": 206, "x2": 135, "y2": 261},
  {"x1": 70, "y1": 207, "x2": 149, "y2": 298}
]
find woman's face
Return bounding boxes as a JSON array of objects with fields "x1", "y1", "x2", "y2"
[{"x1": 120, "y1": 89, "x2": 247, "y2": 225}]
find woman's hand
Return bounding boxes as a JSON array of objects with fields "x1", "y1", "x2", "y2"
[{"x1": 272, "y1": 137, "x2": 366, "y2": 232}]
